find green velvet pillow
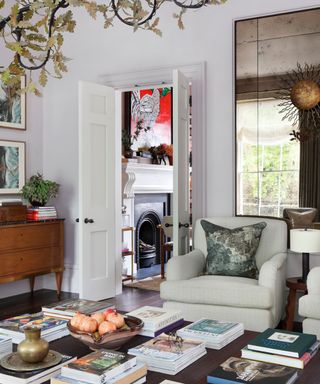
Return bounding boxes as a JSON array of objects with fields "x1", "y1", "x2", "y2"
[{"x1": 200, "y1": 220, "x2": 267, "y2": 279}]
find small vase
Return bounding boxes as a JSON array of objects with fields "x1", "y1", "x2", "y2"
[
  {"x1": 17, "y1": 327, "x2": 49, "y2": 363},
  {"x1": 30, "y1": 200, "x2": 46, "y2": 207}
]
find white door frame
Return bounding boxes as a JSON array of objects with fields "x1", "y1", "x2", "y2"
[{"x1": 100, "y1": 62, "x2": 207, "y2": 292}]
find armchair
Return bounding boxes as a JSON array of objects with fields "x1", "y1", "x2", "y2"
[
  {"x1": 160, "y1": 216, "x2": 288, "y2": 332},
  {"x1": 299, "y1": 267, "x2": 320, "y2": 339}
]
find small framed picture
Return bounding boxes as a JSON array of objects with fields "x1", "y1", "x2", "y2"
[
  {"x1": 0, "y1": 140, "x2": 25, "y2": 194},
  {"x1": 0, "y1": 76, "x2": 26, "y2": 130}
]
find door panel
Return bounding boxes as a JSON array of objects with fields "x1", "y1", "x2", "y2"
[
  {"x1": 79, "y1": 81, "x2": 116, "y2": 300},
  {"x1": 173, "y1": 70, "x2": 190, "y2": 256}
]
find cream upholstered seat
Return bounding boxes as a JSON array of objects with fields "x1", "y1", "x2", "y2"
[
  {"x1": 299, "y1": 267, "x2": 320, "y2": 339},
  {"x1": 160, "y1": 216, "x2": 288, "y2": 332}
]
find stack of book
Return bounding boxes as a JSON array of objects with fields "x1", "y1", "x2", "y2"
[
  {"x1": 126, "y1": 306, "x2": 184, "y2": 337},
  {"x1": 0, "y1": 312, "x2": 69, "y2": 343},
  {"x1": 128, "y1": 333, "x2": 206, "y2": 375},
  {"x1": 207, "y1": 356, "x2": 299, "y2": 384},
  {"x1": 60, "y1": 350, "x2": 147, "y2": 384},
  {"x1": 176, "y1": 318, "x2": 244, "y2": 349},
  {"x1": 42, "y1": 298, "x2": 114, "y2": 320},
  {"x1": 27, "y1": 206, "x2": 57, "y2": 221},
  {"x1": 0, "y1": 334, "x2": 12, "y2": 358},
  {"x1": 0, "y1": 354, "x2": 76, "y2": 384},
  {"x1": 241, "y1": 328, "x2": 319, "y2": 369}
]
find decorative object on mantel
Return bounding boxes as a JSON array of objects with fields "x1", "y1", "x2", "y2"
[
  {"x1": 122, "y1": 120, "x2": 150, "y2": 159},
  {"x1": 149, "y1": 144, "x2": 173, "y2": 165},
  {"x1": 278, "y1": 63, "x2": 320, "y2": 141},
  {"x1": 0, "y1": 0, "x2": 228, "y2": 93},
  {"x1": 290, "y1": 228, "x2": 320, "y2": 283},
  {"x1": 21, "y1": 173, "x2": 59, "y2": 207}
]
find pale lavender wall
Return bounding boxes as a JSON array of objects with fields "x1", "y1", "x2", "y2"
[{"x1": 1, "y1": 0, "x2": 319, "y2": 297}]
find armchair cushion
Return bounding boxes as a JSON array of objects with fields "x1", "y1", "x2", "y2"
[
  {"x1": 201, "y1": 220, "x2": 267, "y2": 279},
  {"x1": 299, "y1": 295, "x2": 320, "y2": 320},
  {"x1": 160, "y1": 275, "x2": 273, "y2": 309}
]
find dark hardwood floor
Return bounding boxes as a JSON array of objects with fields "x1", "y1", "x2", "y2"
[{"x1": 0, "y1": 287, "x2": 163, "y2": 320}]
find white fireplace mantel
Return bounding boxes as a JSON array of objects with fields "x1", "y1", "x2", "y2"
[{"x1": 122, "y1": 162, "x2": 173, "y2": 198}]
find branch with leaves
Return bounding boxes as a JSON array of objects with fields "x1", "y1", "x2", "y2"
[{"x1": 0, "y1": 0, "x2": 228, "y2": 94}]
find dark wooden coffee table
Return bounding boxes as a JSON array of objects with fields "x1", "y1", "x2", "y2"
[{"x1": 50, "y1": 328, "x2": 320, "y2": 384}]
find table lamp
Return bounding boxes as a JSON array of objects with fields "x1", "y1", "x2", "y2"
[{"x1": 290, "y1": 228, "x2": 320, "y2": 283}]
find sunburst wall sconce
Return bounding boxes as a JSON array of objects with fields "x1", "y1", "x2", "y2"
[{"x1": 278, "y1": 63, "x2": 320, "y2": 141}]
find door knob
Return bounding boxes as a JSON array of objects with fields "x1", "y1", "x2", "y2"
[
  {"x1": 84, "y1": 218, "x2": 94, "y2": 224},
  {"x1": 75, "y1": 218, "x2": 79, "y2": 222},
  {"x1": 165, "y1": 223, "x2": 173, "y2": 228},
  {"x1": 179, "y1": 222, "x2": 190, "y2": 228}
]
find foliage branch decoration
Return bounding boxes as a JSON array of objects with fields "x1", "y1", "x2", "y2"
[{"x1": 0, "y1": 0, "x2": 228, "y2": 94}]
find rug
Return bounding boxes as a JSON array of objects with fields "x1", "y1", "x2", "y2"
[{"x1": 125, "y1": 275, "x2": 165, "y2": 291}]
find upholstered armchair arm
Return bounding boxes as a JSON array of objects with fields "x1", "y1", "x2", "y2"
[
  {"x1": 258, "y1": 252, "x2": 287, "y2": 324},
  {"x1": 166, "y1": 249, "x2": 206, "y2": 281},
  {"x1": 306, "y1": 266, "x2": 320, "y2": 294}
]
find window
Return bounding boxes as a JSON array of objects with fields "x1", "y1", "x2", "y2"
[{"x1": 236, "y1": 99, "x2": 300, "y2": 217}]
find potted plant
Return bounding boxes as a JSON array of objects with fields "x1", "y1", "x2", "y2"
[{"x1": 21, "y1": 173, "x2": 60, "y2": 207}]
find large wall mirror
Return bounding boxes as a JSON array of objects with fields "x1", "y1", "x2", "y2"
[{"x1": 235, "y1": 8, "x2": 320, "y2": 219}]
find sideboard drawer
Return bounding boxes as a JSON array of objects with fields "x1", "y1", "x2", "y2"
[
  {"x1": 0, "y1": 222, "x2": 61, "y2": 251},
  {"x1": 0, "y1": 247, "x2": 63, "y2": 276},
  {"x1": 0, "y1": 219, "x2": 64, "y2": 296}
]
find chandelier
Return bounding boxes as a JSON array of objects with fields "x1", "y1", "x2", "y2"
[{"x1": 0, "y1": 0, "x2": 228, "y2": 91}]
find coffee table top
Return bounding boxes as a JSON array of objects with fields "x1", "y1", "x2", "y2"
[{"x1": 50, "y1": 328, "x2": 320, "y2": 384}]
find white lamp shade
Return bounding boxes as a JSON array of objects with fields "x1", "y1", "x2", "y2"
[{"x1": 290, "y1": 229, "x2": 320, "y2": 253}]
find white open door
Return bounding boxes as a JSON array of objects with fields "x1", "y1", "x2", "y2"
[
  {"x1": 172, "y1": 70, "x2": 190, "y2": 256},
  {"x1": 78, "y1": 81, "x2": 118, "y2": 300}
]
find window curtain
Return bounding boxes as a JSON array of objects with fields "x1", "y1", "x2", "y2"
[
  {"x1": 237, "y1": 99, "x2": 293, "y2": 145},
  {"x1": 299, "y1": 137, "x2": 320, "y2": 221}
]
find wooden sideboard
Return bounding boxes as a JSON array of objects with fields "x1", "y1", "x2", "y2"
[{"x1": 0, "y1": 219, "x2": 64, "y2": 296}]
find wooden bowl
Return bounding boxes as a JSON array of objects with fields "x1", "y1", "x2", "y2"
[{"x1": 67, "y1": 315, "x2": 143, "y2": 350}]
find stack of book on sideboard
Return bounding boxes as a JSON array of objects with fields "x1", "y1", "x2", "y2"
[
  {"x1": 27, "y1": 206, "x2": 57, "y2": 221},
  {"x1": 128, "y1": 333, "x2": 206, "y2": 375},
  {"x1": 207, "y1": 328, "x2": 319, "y2": 384},
  {"x1": 0, "y1": 312, "x2": 69, "y2": 343},
  {"x1": 42, "y1": 298, "x2": 114, "y2": 320},
  {"x1": 126, "y1": 306, "x2": 184, "y2": 337},
  {"x1": 176, "y1": 318, "x2": 244, "y2": 349},
  {"x1": 55, "y1": 350, "x2": 147, "y2": 384}
]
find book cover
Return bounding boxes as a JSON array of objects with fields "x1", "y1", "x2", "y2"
[
  {"x1": 61, "y1": 350, "x2": 136, "y2": 383},
  {"x1": 42, "y1": 299, "x2": 114, "y2": 317},
  {"x1": 247, "y1": 328, "x2": 317, "y2": 358},
  {"x1": 0, "y1": 354, "x2": 76, "y2": 384},
  {"x1": 139, "y1": 318, "x2": 185, "y2": 337},
  {"x1": 126, "y1": 306, "x2": 182, "y2": 330},
  {"x1": 177, "y1": 318, "x2": 242, "y2": 337},
  {"x1": 52, "y1": 362, "x2": 147, "y2": 384},
  {"x1": 207, "y1": 357, "x2": 299, "y2": 384},
  {"x1": 0, "y1": 313, "x2": 67, "y2": 337},
  {"x1": 241, "y1": 340, "x2": 320, "y2": 369},
  {"x1": 128, "y1": 333, "x2": 204, "y2": 361}
]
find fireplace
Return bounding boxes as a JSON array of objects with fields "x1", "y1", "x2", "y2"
[{"x1": 134, "y1": 193, "x2": 170, "y2": 269}]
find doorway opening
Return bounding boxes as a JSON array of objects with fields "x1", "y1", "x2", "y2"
[{"x1": 120, "y1": 83, "x2": 193, "y2": 283}]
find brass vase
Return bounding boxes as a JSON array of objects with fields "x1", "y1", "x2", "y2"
[{"x1": 17, "y1": 327, "x2": 49, "y2": 363}]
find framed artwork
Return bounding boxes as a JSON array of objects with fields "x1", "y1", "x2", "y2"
[
  {"x1": 0, "y1": 140, "x2": 25, "y2": 194},
  {"x1": 0, "y1": 76, "x2": 26, "y2": 130},
  {"x1": 125, "y1": 87, "x2": 172, "y2": 150}
]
